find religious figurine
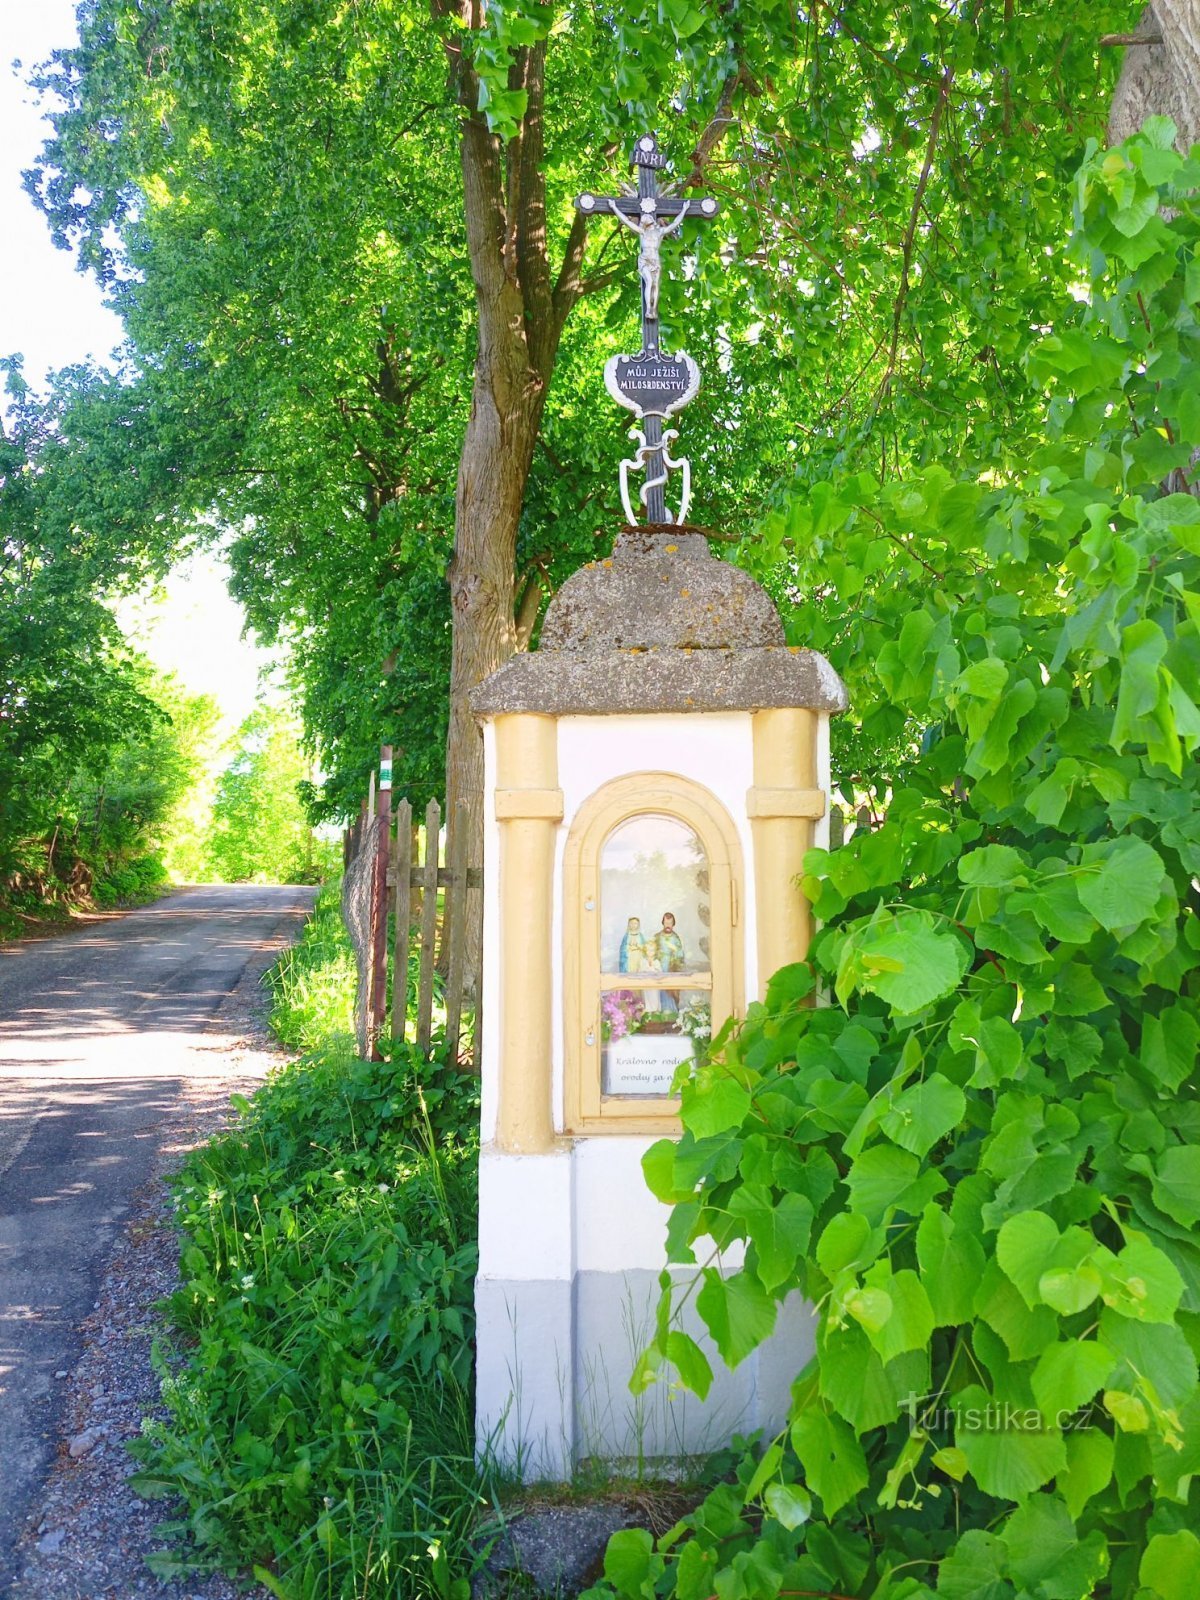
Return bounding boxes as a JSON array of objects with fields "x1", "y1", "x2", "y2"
[
  {"x1": 656, "y1": 912, "x2": 685, "y2": 1013},
  {"x1": 608, "y1": 200, "x2": 687, "y2": 325},
  {"x1": 619, "y1": 916, "x2": 648, "y2": 973}
]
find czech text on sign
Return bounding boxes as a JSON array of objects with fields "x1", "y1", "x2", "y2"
[
  {"x1": 603, "y1": 1033, "x2": 694, "y2": 1096},
  {"x1": 605, "y1": 350, "x2": 700, "y2": 420}
]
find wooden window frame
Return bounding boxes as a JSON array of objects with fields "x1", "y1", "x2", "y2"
[{"x1": 563, "y1": 773, "x2": 745, "y2": 1135}]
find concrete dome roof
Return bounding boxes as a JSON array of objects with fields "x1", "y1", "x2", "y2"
[
  {"x1": 471, "y1": 526, "x2": 847, "y2": 719},
  {"x1": 538, "y1": 528, "x2": 785, "y2": 652}
]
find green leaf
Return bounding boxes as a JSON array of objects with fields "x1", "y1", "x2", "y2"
[
  {"x1": 728, "y1": 1186, "x2": 814, "y2": 1293},
  {"x1": 1044, "y1": 1018, "x2": 1103, "y2": 1079},
  {"x1": 954, "y1": 1384, "x2": 1066, "y2": 1499},
  {"x1": 1076, "y1": 837, "x2": 1167, "y2": 931},
  {"x1": 603, "y1": 1528, "x2": 656, "y2": 1598},
  {"x1": 843, "y1": 1286, "x2": 892, "y2": 1334},
  {"x1": 664, "y1": 1332, "x2": 713, "y2": 1400},
  {"x1": 1059, "y1": 1427, "x2": 1114, "y2": 1519},
  {"x1": 844, "y1": 1144, "x2": 944, "y2": 1222},
  {"x1": 764, "y1": 962, "x2": 814, "y2": 1010},
  {"x1": 816, "y1": 1212, "x2": 879, "y2": 1276},
  {"x1": 1024, "y1": 760, "x2": 1080, "y2": 827},
  {"x1": 996, "y1": 1210, "x2": 1060, "y2": 1308},
  {"x1": 932, "y1": 1445, "x2": 968, "y2": 1481},
  {"x1": 916, "y1": 1204, "x2": 985, "y2": 1325},
  {"x1": 790, "y1": 1409, "x2": 868, "y2": 1517},
  {"x1": 935, "y1": 1530, "x2": 1006, "y2": 1599},
  {"x1": 743, "y1": 1440, "x2": 784, "y2": 1502},
  {"x1": 1038, "y1": 1261, "x2": 1103, "y2": 1316},
  {"x1": 976, "y1": 1262, "x2": 1060, "y2": 1360},
  {"x1": 879, "y1": 1073, "x2": 965, "y2": 1158},
  {"x1": 1150, "y1": 1145, "x2": 1200, "y2": 1227},
  {"x1": 1100, "y1": 1238, "x2": 1184, "y2": 1324},
  {"x1": 683, "y1": 1076, "x2": 751, "y2": 1139},
  {"x1": 1016, "y1": 874, "x2": 1096, "y2": 943},
  {"x1": 1104, "y1": 1388, "x2": 1150, "y2": 1431},
  {"x1": 1031, "y1": 1339, "x2": 1117, "y2": 1420},
  {"x1": 969, "y1": 1015, "x2": 1024, "y2": 1089},
  {"x1": 695, "y1": 1269, "x2": 777, "y2": 1367},
  {"x1": 762, "y1": 1482, "x2": 811, "y2": 1530},
  {"x1": 252, "y1": 1568, "x2": 292, "y2": 1600},
  {"x1": 1140, "y1": 1530, "x2": 1200, "y2": 1600},
  {"x1": 642, "y1": 1139, "x2": 691, "y2": 1204},
  {"x1": 854, "y1": 910, "x2": 969, "y2": 1014},
  {"x1": 1102, "y1": 1314, "x2": 1198, "y2": 1410},
  {"x1": 1141, "y1": 1007, "x2": 1200, "y2": 1092},
  {"x1": 861, "y1": 1268, "x2": 934, "y2": 1364},
  {"x1": 1003, "y1": 1495, "x2": 1081, "y2": 1587},
  {"x1": 958, "y1": 843, "x2": 1027, "y2": 886},
  {"x1": 817, "y1": 1323, "x2": 903, "y2": 1433}
]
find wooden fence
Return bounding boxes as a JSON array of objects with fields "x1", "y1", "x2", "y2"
[
  {"x1": 339, "y1": 774, "x2": 873, "y2": 1063},
  {"x1": 342, "y1": 745, "x2": 480, "y2": 1064},
  {"x1": 827, "y1": 803, "x2": 883, "y2": 848}
]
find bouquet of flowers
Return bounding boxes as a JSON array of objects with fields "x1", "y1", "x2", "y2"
[{"x1": 601, "y1": 989, "x2": 645, "y2": 1041}]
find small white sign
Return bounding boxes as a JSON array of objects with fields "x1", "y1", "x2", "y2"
[{"x1": 604, "y1": 1033, "x2": 693, "y2": 1097}]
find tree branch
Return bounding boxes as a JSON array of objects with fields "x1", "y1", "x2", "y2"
[
  {"x1": 552, "y1": 209, "x2": 591, "y2": 328},
  {"x1": 681, "y1": 66, "x2": 746, "y2": 188},
  {"x1": 510, "y1": 40, "x2": 556, "y2": 374},
  {"x1": 1100, "y1": 30, "x2": 1162, "y2": 45},
  {"x1": 873, "y1": 16, "x2": 969, "y2": 402}
]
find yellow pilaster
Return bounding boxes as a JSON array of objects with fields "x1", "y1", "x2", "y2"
[
  {"x1": 750, "y1": 708, "x2": 823, "y2": 997},
  {"x1": 494, "y1": 713, "x2": 561, "y2": 1152}
]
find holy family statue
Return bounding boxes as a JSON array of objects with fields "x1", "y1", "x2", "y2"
[{"x1": 617, "y1": 912, "x2": 685, "y2": 1013}]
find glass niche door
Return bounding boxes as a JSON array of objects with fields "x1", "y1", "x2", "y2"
[{"x1": 598, "y1": 813, "x2": 713, "y2": 1099}]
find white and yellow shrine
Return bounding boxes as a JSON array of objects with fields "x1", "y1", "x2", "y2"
[{"x1": 471, "y1": 526, "x2": 846, "y2": 1478}]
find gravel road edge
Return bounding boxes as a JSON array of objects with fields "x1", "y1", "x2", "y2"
[{"x1": 6, "y1": 906, "x2": 305, "y2": 1600}]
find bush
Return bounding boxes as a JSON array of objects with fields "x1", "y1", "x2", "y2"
[
  {"x1": 586, "y1": 127, "x2": 1200, "y2": 1600},
  {"x1": 93, "y1": 852, "x2": 170, "y2": 907},
  {"x1": 133, "y1": 1043, "x2": 481, "y2": 1598}
]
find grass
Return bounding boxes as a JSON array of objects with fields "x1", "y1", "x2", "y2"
[
  {"x1": 138, "y1": 882, "x2": 714, "y2": 1598},
  {"x1": 133, "y1": 882, "x2": 486, "y2": 1599},
  {"x1": 269, "y1": 884, "x2": 359, "y2": 1051}
]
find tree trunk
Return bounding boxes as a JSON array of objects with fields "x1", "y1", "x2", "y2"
[
  {"x1": 435, "y1": 17, "x2": 734, "y2": 1022},
  {"x1": 442, "y1": 37, "x2": 566, "y2": 1021},
  {"x1": 1109, "y1": 2, "x2": 1200, "y2": 151},
  {"x1": 444, "y1": 330, "x2": 547, "y2": 1011}
]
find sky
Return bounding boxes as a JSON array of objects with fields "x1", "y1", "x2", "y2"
[{"x1": 0, "y1": 0, "x2": 271, "y2": 735}]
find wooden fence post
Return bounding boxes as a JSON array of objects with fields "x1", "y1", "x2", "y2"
[
  {"x1": 829, "y1": 805, "x2": 845, "y2": 849},
  {"x1": 369, "y1": 745, "x2": 393, "y2": 1061},
  {"x1": 443, "y1": 799, "x2": 469, "y2": 1064},
  {"x1": 391, "y1": 799, "x2": 412, "y2": 1047},
  {"x1": 416, "y1": 799, "x2": 441, "y2": 1052}
]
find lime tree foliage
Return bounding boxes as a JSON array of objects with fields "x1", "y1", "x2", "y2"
[
  {"x1": 201, "y1": 706, "x2": 333, "y2": 886},
  {"x1": 26, "y1": 0, "x2": 1134, "y2": 844},
  {"x1": 0, "y1": 363, "x2": 216, "y2": 923},
  {"x1": 587, "y1": 130, "x2": 1200, "y2": 1600},
  {"x1": 132, "y1": 893, "x2": 481, "y2": 1597}
]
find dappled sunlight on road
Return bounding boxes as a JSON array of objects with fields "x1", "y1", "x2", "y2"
[{"x1": 0, "y1": 883, "x2": 316, "y2": 1583}]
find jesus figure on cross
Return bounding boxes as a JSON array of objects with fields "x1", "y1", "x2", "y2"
[{"x1": 608, "y1": 199, "x2": 688, "y2": 326}]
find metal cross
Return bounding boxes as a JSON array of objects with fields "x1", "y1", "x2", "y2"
[{"x1": 576, "y1": 133, "x2": 720, "y2": 525}]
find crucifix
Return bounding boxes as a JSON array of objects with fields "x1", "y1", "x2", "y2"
[{"x1": 576, "y1": 133, "x2": 720, "y2": 526}]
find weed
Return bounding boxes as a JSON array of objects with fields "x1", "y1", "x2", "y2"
[
  {"x1": 268, "y1": 884, "x2": 357, "y2": 1051},
  {"x1": 135, "y1": 887, "x2": 485, "y2": 1598}
]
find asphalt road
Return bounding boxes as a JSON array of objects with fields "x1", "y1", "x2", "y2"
[{"x1": 0, "y1": 884, "x2": 316, "y2": 1594}]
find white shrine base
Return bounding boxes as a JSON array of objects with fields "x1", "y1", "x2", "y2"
[{"x1": 475, "y1": 1139, "x2": 816, "y2": 1481}]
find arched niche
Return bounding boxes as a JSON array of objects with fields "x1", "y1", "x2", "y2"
[{"x1": 563, "y1": 772, "x2": 745, "y2": 1133}]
